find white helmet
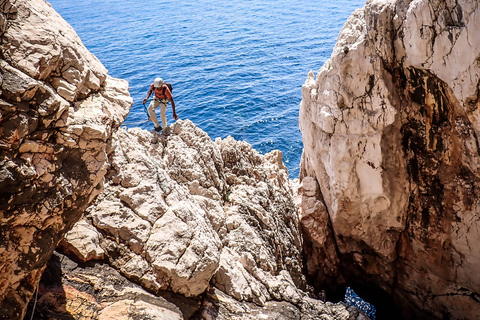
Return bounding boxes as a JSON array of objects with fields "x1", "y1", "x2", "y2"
[{"x1": 153, "y1": 77, "x2": 164, "y2": 88}]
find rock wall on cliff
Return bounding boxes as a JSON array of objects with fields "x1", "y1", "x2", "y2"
[
  {"x1": 53, "y1": 120, "x2": 368, "y2": 320},
  {"x1": 67, "y1": 120, "x2": 305, "y2": 304},
  {"x1": 299, "y1": 0, "x2": 480, "y2": 318},
  {"x1": 0, "y1": 0, "x2": 132, "y2": 318}
]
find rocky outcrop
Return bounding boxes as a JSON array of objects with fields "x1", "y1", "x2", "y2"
[
  {"x1": 300, "y1": 0, "x2": 480, "y2": 318},
  {"x1": 25, "y1": 251, "x2": 199, "y2": 320},
  {"x1": 198, "y1": 287, "x2": 367, "y2": 320},
  {"x1": 70, "y1": 120, "x2": 305, "y2": 303},
  {"x1": 0, "y1": 0, "x2": 369, "y2": 319},
  {"x1": 0, "y1": 0, "x2": 131, "y2": 318},
  {"x1": 55, "y1": 120, "x2": 369, "y2": 319}
]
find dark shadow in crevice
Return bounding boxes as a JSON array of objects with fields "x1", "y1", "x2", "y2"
[{"x1": 24, "y1": 253, "x2": 75, "y2": 320}]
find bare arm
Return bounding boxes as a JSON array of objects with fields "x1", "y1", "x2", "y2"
[
  {"x1": 170, "y1": 97, "x2": 178, "y2": 120},
  {"x1": 143, "y1": 84, "x2": 153, "y2": 103},
  {"x1": 165, "y1": 88, "x2": 178, "y2": 120}
]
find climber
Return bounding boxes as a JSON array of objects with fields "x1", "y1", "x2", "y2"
[{"x1": 143, "y1": 77, "x2": 178, "y2": 133}]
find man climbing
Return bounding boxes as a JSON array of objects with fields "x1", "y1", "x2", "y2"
[{"x1": 143, "y1": 77, "x2": 178, "y2": 132}]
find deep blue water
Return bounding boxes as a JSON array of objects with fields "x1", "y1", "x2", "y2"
[
  {"x1": 48, "y1": 0, "x2": 365, "y2": 179},
  {"x1": 345, "y1": 287, "x2": 377, "y2": 319}
]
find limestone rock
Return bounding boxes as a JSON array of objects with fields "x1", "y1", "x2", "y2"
[
  {"x1": 1, "y1": 0, "x2": 107, "y2": 97},
  {"x1": 32, "y1": 252, "x2": 368, "y2": 320},
  {"x1": 300, "y1": 0, "x2": 480, "y2": 318},
  {"x1": 63, "y1": 120, "x2": 305, "y2": 305},
  {"x1": 296, "y1": 177, "x2": 343, "y2": 292},
  {"x1": 0, "y1": 0, "x2": 371, "y2": 319},
  {"x1": 59, "y1": 219, "x2": 105, "y2": 262},
  {"x1": 0, "y1": 0, "x2": 132, "y2": 318},
  {"x1": 58, "y1": 120, "x2": 372, "y2": 319}
]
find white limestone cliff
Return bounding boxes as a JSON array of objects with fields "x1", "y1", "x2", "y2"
[{"x1": 299, "y1": 0, "x2": 480, "y2": 318}]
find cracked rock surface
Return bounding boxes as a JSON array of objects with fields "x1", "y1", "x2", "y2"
[
  {"x1": 76, "y1": 120, "x2": 305, "y2": 303},
  {"x1": 67, "y1": 121, "x2": 301, "y2": 300},
  {"x1": 299, "y1": 0, "x2": 480, "y2": 319},
  {"x1": 26, "y1": 251, "x2": 196, "y2": 320},
  {"x1": 58, "y1": 120, "x2": 369, "y2": 320},
  {"x1": 0, "y1": 0, "x2": 368, "y2": 319},
  {"x1": 29, "y1": 251, "x2": 368, "y2": 320},
  {"x1": 0, "y1": 0, "x2": 131, "y2": 318}
]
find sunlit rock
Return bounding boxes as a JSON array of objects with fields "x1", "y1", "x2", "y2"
[{"x1": 300, "y1": 0, "x2": 480, "y2": 318}]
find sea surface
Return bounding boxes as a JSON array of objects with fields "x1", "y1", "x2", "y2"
[{"x1": 48, "y1": 0, "x2": 366, "y2": 179}]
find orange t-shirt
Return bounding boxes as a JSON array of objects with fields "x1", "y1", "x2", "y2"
[{"x1": 151, "y1": 84, "x2": 172, "y2": 100}]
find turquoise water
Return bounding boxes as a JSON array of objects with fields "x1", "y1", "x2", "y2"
[{"x1": 48, "y1": 0, "x2": 365, "y2": 179}]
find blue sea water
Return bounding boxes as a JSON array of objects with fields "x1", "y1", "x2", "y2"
[
  {"x1": 48, "y1": 0, "x2": 365, "y2": 179},
  {"x1": 345, "y1": 287, "x2": 377, "y2": 319}
]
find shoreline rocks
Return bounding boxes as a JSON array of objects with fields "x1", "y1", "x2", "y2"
[
  {"x1": 28, "y1": 250, "x2": 368, "y2": 320},
  {"x1": 64, "y1": 120, "x2": 305, "y2": 303},
  {"x1": 6, "y1": 0, "x2": 479, "y2": 318},
  {"x1": 1, "y1": 0, "x2": 364, "y2": 318}
]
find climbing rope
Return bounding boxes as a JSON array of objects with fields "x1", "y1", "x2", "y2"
[
  {"x1": 29, "y1": 282, "x2": 39, "y2": 320},
  {"x1": 121, "y1": 98, "x2": 181, "y2": 128},
  {"x1": 119, "y1": 99, "x2": 153, "y2": 127},
  {"x1": 120, "y1": 120, "x2": 150, "y2": 127},
  {"x1": 141, "y1": 99, "x2": 151, "y2": 117}
]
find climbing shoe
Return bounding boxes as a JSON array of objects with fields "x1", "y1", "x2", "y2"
[{"x1": 154, "y1": 126, "x2": 163, "y2": 132}]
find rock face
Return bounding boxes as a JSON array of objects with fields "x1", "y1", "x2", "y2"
[
  {"x1": 299, "y1": 0, "x2": 480, "y2": 318},
  {"x1": 65, "y1": 122, "x2": 295, "y2": 296},
  {"x1": 25, "y1": 251, "x2": 199, "y2": 320},
  {"x1": 0, "y1": 0, "x2": 369, "y2": 319},
  {"x1": 55, "y1": 120, "x2": 368, "y2": 320},
  {"x1": 73, "y1": 120, "x2": 305, "y2": 304},
  {"x1": 0, "y1": 0, "x2": 131, "y2": 318}
]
